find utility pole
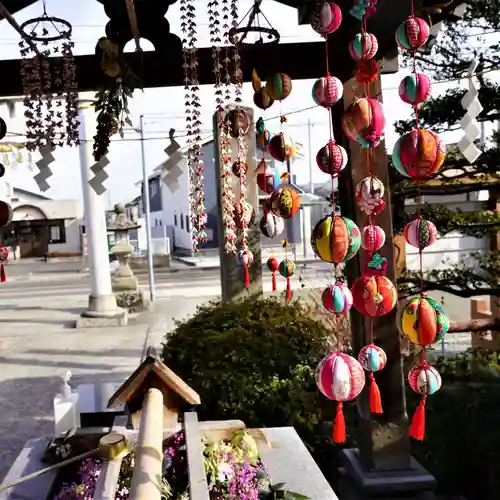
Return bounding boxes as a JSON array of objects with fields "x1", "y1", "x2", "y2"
[{"x1": 139, "y1": 115, "x2": 156, "y2": 303}]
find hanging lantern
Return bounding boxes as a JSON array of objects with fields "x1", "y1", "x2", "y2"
[
  {"x1": 322, "y1": 282, "x2": 353, "y2": 315},
  {"x1": 361, "y1": 225, "x2": 386, "y2": 253},
  {"x1": 0, "y1": 246, "x2": 8, "y2": 283},
  {"x1": 358, "y1": 344, "x2": 387, "y2": 414},
  {"x1": 267, "y1": 256, "x2": 280, "y2": 292},
  {"x1": 348, "y1": 32, "x2": 379, "y2": 61},
  {"x1": 315, "y1": 352, "x2": 365, "y2": 443},
  {"x1": 398, "y1": 296, "x2": 449, "y2": 346},
  {"x1": 270, "y1": 187, "x2": 301, "y2": 219},
  {"x1": 265, "y1": 73, "x2": 293, "y2": 101},
  {"x1": 268, "y1": 132, "x2": 296, "y2": 162},
  {"x1": 237, "y1": 248, "x2": 254, "y2": 287},
  {"x1": 342, "y1": 98, "x2": 386, "y2": 149},
  {"x1": 311, "y1": 215, "x2": 361, "y2": 264},
  {"x1": 392, "y1": 129, "x2": 446, "y2": 180},
  {"x1": 0, "y1": 201, "x2": 13, "y2": 228},
  {"x1": 279, "y1": 258, "x2": 295, "y2": 300},
  {"x1": 408, "y1": 361, "x2": 442, "y2": 441},
  {"x1": 404, "y1": 218, "x2": 438, "y2": 250},
  {"x1": 310, "y1": 1, "x2": 343, "y2": 37},
  {"x1": 399, "y1": 73, "x2": 431, "y2": 106},
  {"x1": 316, "y1": 140, "x2": 348, "y2": 176},
  {"x1": 396, "y1": 16, "x2": 430, "y2": 52},
  {"x1": 355, "y1": 176, "x2": 386, "y2": 216},
  {"x1": 351, "y1": 275, "x2": 397, "y2": 317},
  {"x1": 312, "y1": 75, "x2": 343, "y2": 108},
  {"x1": 254, "y1": 88, "x2": 275, "y2": 110},
  {"x1": 260, "y1": 212, "x2": 285, "y2": 238},
  {"x1": 256, "y1": 162, "x2": 280, "y2": 194}
]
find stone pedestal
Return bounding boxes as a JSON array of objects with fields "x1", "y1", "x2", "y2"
[
  {"x1": 337, "y1": 449, "x2": 437, "y2": 500},
  {"x1": 76, "y1": 294, "x2": 128, "y2": 328}
]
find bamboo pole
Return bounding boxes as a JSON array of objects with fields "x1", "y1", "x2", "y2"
[{"x1": 129, "y1": 388, "x2": 164, "y2": 500}]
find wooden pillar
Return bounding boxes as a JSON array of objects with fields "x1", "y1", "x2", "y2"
[{"x1": 213, "y1": 106, "x2": 263, "y2": 302}]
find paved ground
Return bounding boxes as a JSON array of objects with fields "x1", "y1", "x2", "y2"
[{"x1": 0, "y1": 259, "x2": 479, "y2": 480}]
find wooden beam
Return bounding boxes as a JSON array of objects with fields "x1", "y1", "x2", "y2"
[{"x1": 335, "y1": 74, "x2": 411, "y2": 471}]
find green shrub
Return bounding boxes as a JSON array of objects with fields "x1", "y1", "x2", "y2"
[
  {"x1": 434, "y1": 347, "x2": 500, "y2": 381},
  {"x1": 161, "y1": 295, "x2": 352, "y2": 466}
]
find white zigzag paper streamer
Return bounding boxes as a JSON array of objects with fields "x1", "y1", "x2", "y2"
[
  {"x1": 88, "y1": 156, "x2": 110, "y2": 195},
  {"x1": 457, "y1": 60, "x2": 483, "y2": 163},
  {"x1": 34, "y1": 144, "x2": 55, "y2": 192}
]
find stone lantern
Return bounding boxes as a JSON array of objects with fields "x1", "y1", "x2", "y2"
[{"x1": 107, "y1": 204, "x2": 150, "y2": 312}]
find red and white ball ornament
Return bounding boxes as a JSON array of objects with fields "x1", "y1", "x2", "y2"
[
  {"x1": 310, "y1": 1, "x2": 343, "y2": 37},
  {"x1": 358, "y1": 344, "x2": 387, "y2": 414},
  {"x1": 404, "y1": 218, "x2": 437, "y2": 250},
  {"x1": 396, "y1": 16, "x2": 430, "y2": 52},
  {"x1": 399, "y1": 73, "x2": 431, "y2": 106},
  {"x1": 316, "y1": 351, "x2": 365, "y2": 443},
  {"x1": 260, "y1": 212, "x2": 285, "y2": 239},
  {"x1": 322, "y1": 282, "x2": 353, "y2": 315},
  {"x1": 312, "y1": 74, "x2": 343, "y2": 108},
  {"x1": 316, "y1": 140, "x2": 348, "y2": 176},
  {"x1": 408, "y1": 362, "x2": 442, "y2": 441},
  {"x1": 237, "y1": 249, "x2": 254, "y2": 287},
  {"x1": 355, "y1": 176, "x2": 386, "y2": 216},
  {"x1": 348, "y1": 32, "x2": 378, "y2": 61},
  {"x1": 361, "y1": 225, "x2": 386, "y2": 253}
]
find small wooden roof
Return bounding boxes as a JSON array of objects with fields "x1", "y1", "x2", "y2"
[{"x1": 108, "y1": 353, "x2": 201, "y2": 409}]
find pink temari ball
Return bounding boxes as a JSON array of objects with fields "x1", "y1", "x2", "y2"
[
  {"x1": 358, "y1": 344, "x2": 387, "y2": 373},
  {"x1": 361, "y1": 225, "x2": 386, "y2": 253},
  {"x1": 312, "y1": 74, "x2": 343, "y2": 108}
]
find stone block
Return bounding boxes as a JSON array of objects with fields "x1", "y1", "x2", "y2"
[{"x1": 115, "y1": 290, "x2": 150, "y2": 313}]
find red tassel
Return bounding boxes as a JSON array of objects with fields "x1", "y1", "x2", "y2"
[
  {"x1": 272, "y1": 271, "x2": 277, "y2": 292},
  {"x1": 1, "y1": 263, "x2": 6, "y2": 283},
  {"x1": 243, "y1": 264, "x2": 250, "y2": 287},
  {"x1": 333, "y1": 401, "x2": 346, "y2": 444},
  {"x1": 369, "y1": 373, "x2": 383, "y2": 414},
  {"x1": 286, "y1": 277, "x2": 292, "y2": 301},
  {"x1": 409, "y1": 397, "x2": 426, "y2": 441}
]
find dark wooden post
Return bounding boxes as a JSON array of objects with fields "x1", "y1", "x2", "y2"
[
  {"x1": 334, "y1": 76, "x2": 436, "y2": 497},
  {"x1": 213, "y1": 106, "x2": 263, "y2": 302}
]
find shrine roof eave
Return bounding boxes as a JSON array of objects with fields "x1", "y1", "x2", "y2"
[{"x1": 0, "y1": 41, "x2": 398, "y2": 97}]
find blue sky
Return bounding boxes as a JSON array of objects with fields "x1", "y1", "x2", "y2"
[{"x1": 0, "y1": 0, "x2": 489, "y2": 207}]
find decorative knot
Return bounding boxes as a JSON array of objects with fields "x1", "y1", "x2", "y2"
[{"x1": 355, "y1": 60, "x2": 379, "y2": 84}]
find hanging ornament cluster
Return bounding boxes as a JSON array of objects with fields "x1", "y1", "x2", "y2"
[
  {"x1": 393, "y1": 10, "x2": 450, "y2": 441},
  {"x1": 19, "y1": 11, "x2": 79, "y2": 152},
  {"x1": 252, "y1": 69, "x2": 292, "y2": 111},
  {"x1": 308, "y1": 2, "x2": 366, "y2": 443},
  {"x1": 181, "y1": 0, "x2": 206, "y2": 250}
]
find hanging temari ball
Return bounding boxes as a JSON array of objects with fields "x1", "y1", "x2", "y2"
[
  {"x1": 399, "y1": 73, "x2": 431, "y2": 106},
  {"x1": 392, "y1": 129, "x2": 446, "y2": 180},
  {"x1": 270, "y1": 187, "x2": 301, "y2": 219},
  {"x1": 279, "y1": 258, "x2": 295, "y2": 278},
  {"x1": 396, "y1": 16, "x2": 430, "y2": 52},
  {"x1": 232, "y1": 160, "x2": 248, "y2": 177},
  {"x1": 348, "y1": 32, "x2": 379, "y2": 61},
  {"x1": 342, "y1": 98, "x2": 385, "y2": 148},
  {"x1": 311, "y1": 215, "x2": 361, "y2": 264},
  {"x1": 256, "y1": 161, "x2": 280, "y2": 194},
  {"x1": 225, "y1": 108, "x2": 251, "y2": 139},
  {"x1": 260, "y1": 212, "x2": 285, "y2": 238},
  {"x1": 0, "y1": 245, "x2": 8, "y2": 282},
  {"x1": 404, "y1": 218, "x2": 438, "y2": 250},
  {"x1": 0, "y1": 201, "x2": 13, "y2": 228},
  {"x1": 408, "y1": 361, "x2": 442, "y2": 441},
  {"x1": 311, "y1": 1, "x2": 343, "y2": 37},
  {"x1": 268, "y1": 132, "x2": 295, "y2": 162},
  {"x1": 355, "y1": 176, "x2": 386, "y2": 216},
  {"x1": 398, "y1": 296, "x2": 449, "y2": 346},
  {"x1": 234, "y1": 201, "x2": 255, "y2": 230},
  {"x1": 312, "y1": 74, "x2": 343, "y2": 108},
  {"x1": 322, "y1": 282, "x2": 353, "y2": 315},
  {"x1": 361, "y1": 225, "x2": 386, "y2": 253},
  {"x1": 316, "y1": 352, "x2": 365, "y2": 443},
  {"x1": 254, "y1": 88, "x2": 275, "y2": 110},
  {"x1": 267, "y1": 255, "x2": 280, "y2": 291},
  {"x1": 266, "y1": 73, "x2": 293, "y2": 101},
  {"x1": 358, "y1": 343, "x2": 387, "y2": 414},
  {"x1": 316, "y1": 140, "x2": 348, "y2": 176},
  {"x1": 237, "y1": 248, "x2": 254, "y2": 287},
  {"x1": 351, "y1": 275, "x2": 397, "y2": 317},
  {"x1": 0, "y1": 118, "x2": 6, "y2": 140}
]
